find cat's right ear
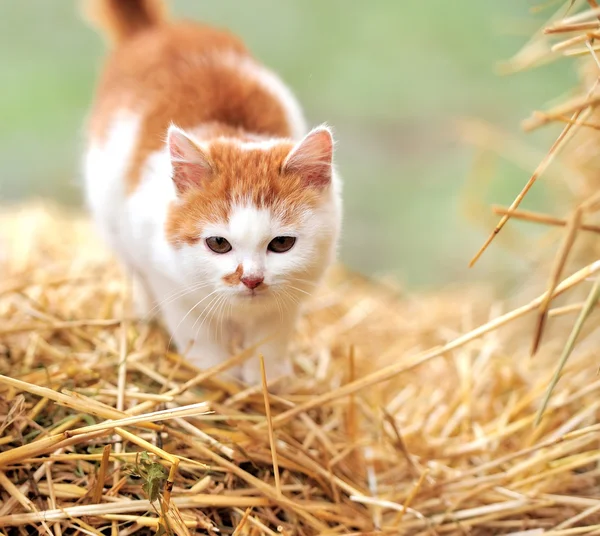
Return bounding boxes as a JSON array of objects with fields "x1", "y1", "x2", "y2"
[
  {"x1": 167, "y1": 125, "x2": 213, "y2": 195},
  {"x1": 282, "y1": 126, "x2": 334, "y2": 189}
]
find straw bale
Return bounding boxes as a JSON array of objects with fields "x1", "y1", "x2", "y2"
[
  {"x1": 0, "y1": 200, "x2": 599, "y2": 535},
  {"x1": 4, "y1": 3, "x2": 600, "y2": 534}
]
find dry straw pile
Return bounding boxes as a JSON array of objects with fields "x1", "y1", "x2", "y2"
[{"x1": 4, "y1": 2, "x2": 600, "y2": 534}]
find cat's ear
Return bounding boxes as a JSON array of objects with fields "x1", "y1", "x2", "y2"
[
  {"x1": 167, "y1": 125, "x2": 213, "y2": 194},
  {"x1": 282, "y1": 126, "x2": 334, "y2": 189}
]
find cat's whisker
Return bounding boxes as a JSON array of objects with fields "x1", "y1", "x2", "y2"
[
  {"x1": 145, "y1": 281, "x2": 214, "y2": 320},
  {"x1": 286, "y1": 291, "x2": 301, "y2": 308},
  {"x1": 278, "y1": 287, "x2": 300, "y2": 311},
  {"x1": 204, "y1": 295, "x2": 228, "y2": 339},
  {"x1": 271, "y1": 289, "x2": 284, "y2": 322},
  {"x1": 287, "y1": 285, "x2": 312, "y2": 297},
  {"x1": 190, "y1": 294, "x2": 220, "y2": 336},
  {"x1": 193, "y1": 293, "x2": 225, "y2": 339},
  {"x1": 224, "y1": 297, "x2": 231, "y2": 338},
  {"x1": 225, "y1": 299, "x2": 234, "y2": 344},
  {"x1": 277, "y1": 293, "x2": 285, "y2": 322},
  {"x1": 168, "y1": 289, "x2": 220, "y2": 348},
  {"x1": 217, "y1": 294, "x2": 229, "y2": 342},
  {"x1": 287, "y1": 277, "x2": 319, "y2": 286},
  {"x1": 282, "y1": 294, "x2": 294, "y2": 316},
  {"x1": 156, "y1": 280, "x2": 213, "y2": 305},
  {"x1": 190, "y1": 301, "x2": 218, "y2": 344}
]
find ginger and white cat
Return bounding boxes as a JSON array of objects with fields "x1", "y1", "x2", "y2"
[{"x1": 83, "y1": 0, "x2": 342, "y2": 383}]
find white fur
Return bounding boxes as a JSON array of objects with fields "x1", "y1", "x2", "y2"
[{"x1": 84, "y1": 58, "x2": 340, "y2": 385}]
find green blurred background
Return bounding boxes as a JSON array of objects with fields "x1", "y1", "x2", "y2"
[{"x1": 0, "y1": 1, "x2": 578, "y2": 288}]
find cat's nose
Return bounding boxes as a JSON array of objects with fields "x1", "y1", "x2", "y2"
[{"x1": 241, "y1": 276, "x2": 264, "y2": 290}]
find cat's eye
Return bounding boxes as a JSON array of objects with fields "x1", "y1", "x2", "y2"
[
  {"x1": 268, "y1": 236, "x2": 296, "y2": 253},
  {"x1": 206, "y1": 237, "x2": 232, "y2": 254}
]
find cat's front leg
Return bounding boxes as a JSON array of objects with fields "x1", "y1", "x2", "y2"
[
  {"x1": 160, "y1": 301, "x2": 242, "y2": 380},
  {"x1": 241, "y1": 326, "x2": 294, "y2": 386},
  {"x1": 185, "y1": 335, "x2": 243, "y2": 381}
]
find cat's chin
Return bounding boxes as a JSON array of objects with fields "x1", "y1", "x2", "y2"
[
  {"x1": 229, "y1": 292, "x2": 274, "y2": 312},
  {"x1": 231, "y1": 288, "x2": 269, "y2": 302}
]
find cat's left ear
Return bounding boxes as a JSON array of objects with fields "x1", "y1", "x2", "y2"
[
  {"x1": 282, "y1": 126, "x2": 334, "y2": 189},
  {"x1": 167, "y1": 125, "x2": 213, "y2": 195}
]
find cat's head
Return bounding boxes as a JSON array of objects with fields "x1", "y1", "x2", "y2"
[{"x1": 164, "y1": 124, "x2": 341, "y2": 308}]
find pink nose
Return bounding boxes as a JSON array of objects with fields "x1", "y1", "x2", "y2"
[{"x1": 241, "y1": 276, "x2": 264, "y2": 290}]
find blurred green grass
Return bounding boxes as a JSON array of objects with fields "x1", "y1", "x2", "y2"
[{"x1": 0, "y1": 1, "x2": 578, "y2": 288}]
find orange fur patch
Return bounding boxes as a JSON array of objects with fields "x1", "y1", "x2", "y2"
[
  {"x1": 222, "y1": 264, "x2": 243, "y2": 286},
  {"x1": 86, "y1": 0, "x2": 167, "y2": 45},
  {"x1": 164, "y1": 142, "x2": 323, "y2": 247},
  {"x1": 88, "y1": 21, "x2": 294, "y2": 193}
]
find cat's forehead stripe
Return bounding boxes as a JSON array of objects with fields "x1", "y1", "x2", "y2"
[{"x1": 165, "y1": 143, "x2": 321, "y2": 247}]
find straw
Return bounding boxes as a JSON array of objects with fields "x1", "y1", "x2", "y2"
[{"x1": 4, "y1": 3, "x2": 600, "y2": 533}]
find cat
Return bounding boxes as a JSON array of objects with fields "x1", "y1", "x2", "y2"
[{"x1": 83, "y1": 0, "x2": 342, "y2": 384}]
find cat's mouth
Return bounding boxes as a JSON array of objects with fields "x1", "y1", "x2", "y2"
[{"x1": 234, "y1": 286, "x2": 268, "y2": 299}]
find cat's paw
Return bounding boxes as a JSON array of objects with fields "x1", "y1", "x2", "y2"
[{"x1": 241, "y1": 357, "x2": 292, "y2": 387}]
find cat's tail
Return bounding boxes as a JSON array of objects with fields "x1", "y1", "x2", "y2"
[{"x1": 84, "y1": 0, "x2": 167, "y2": 45}]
